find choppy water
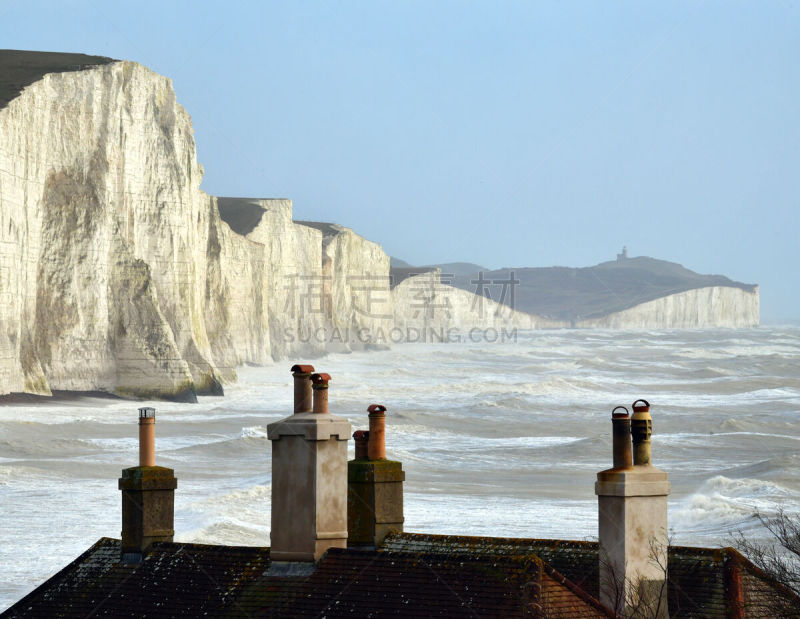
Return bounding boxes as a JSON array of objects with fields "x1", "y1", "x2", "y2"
[{"x1": 2, "y1": 326, "x2": 800, "y2": 610}]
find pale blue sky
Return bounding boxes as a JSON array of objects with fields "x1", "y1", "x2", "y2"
[{"x1": 1, "y1": 1, "x2": 798, "y2": 321}]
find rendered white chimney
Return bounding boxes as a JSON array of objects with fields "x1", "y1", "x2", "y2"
[
  {"x1": 267, "y1": 370, "x2": 351, "y2": 561},
  {"x1": 596, "y1": 400, "x2": 670, "y2": 617}
]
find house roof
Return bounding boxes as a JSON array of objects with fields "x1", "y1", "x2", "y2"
[
  {"x1": 234, "y1": 547, "x2": 610, "y2": 618},
  {"x1": 4, "y1": 536, "x2": 610, "y2": 618},
  {"x1": 5, "y1": 533, "x2": 797, "y2": 618},
  {"x1": 384, "y1": 532, "x2": 800, "y2": 617},
  {"x1": 1, "y1": 538, "x2": 271, "y2": 618}
]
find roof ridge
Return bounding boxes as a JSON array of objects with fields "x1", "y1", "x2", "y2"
[
  {"x1": 149, "y1": 540, "x2": 270, "y2": 553},
  {"x1": 385, "y1": 530, "x2": 599, "y2": 546}
]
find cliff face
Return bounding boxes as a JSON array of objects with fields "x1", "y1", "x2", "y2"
[
  {"x1": 574, "y1": 286, "x2": 760, "y2": 329},
  {"x1": 0, "y1": 59, "x2": 215, "y2": 399},
  {"x1": 0, "y1": 52, "x2": 761, "y2": 399},
  {"x1": 224, "y1": 207, "x2": 393, "y2": 358},
  {"x1": 227, "y1": 200, "x2": 325, "y2": 360},
  {"x1": 316, "y1": 223, "x2": 393, "y2": 352}
]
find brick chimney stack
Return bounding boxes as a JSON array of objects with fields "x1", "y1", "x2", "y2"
[
  {"x1": 268, "y1": 369, "x2": 351, "y2": 562},
  {"x1": 348, "y1": 404, "x2": 405, "y2": 549},
  {"x1": 119, "y1": 407, "x2": 177, "y2": 563},
  {"x1": 596, "y1": 400, "x2": 670, "y2": 617}
]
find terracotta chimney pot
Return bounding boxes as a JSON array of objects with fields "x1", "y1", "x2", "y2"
[
  {"x1": 611, "y1": 406, "x2": 633, "y2": 469},
  {"x1": 311, "y1": 373, "x2": 331, "y2": 414},
  {"x1": 353, "y1": 430, "x2": 370, "y2": 460},
  {"x1": 138, "y1": 407, "x2": 155, "y2": 467},
  {"x1": 291, "y1": 364, "x2": 315, "y2": 414},
  {"x1": 367, "y1": 404, "x2": 386, "y2": 460}
]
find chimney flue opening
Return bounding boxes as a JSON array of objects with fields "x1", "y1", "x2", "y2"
[
  {"x1": 138, "y1": 407, "x2": 156, "y2": 467},
  {"x1": 311, "y1": 373, "x2": 331, "y2": 414},
  {"x1": 610, "y1": 406, "x2": 633, "y2": 469},
  {"x1": 630, "y1": 399, "x2": 653, "y2": 465},
  {"x1": 367, "y1": 404, "x2": 387, "y2": 460},
  {"x1": 291, "y1": 364, "x2": 315, "y2": 414}
]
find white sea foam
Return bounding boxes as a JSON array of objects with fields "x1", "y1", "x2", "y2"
[
  {"x1": 671, "y1": 476, "x2": 799, "y2": 537},
  {"x1": 240, "y1": 425, "x2": 269, "y2": 438}
]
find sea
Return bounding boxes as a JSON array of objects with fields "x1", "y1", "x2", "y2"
[{"x1": 2, "y1": 326, "x2": 799, "y2": 610}]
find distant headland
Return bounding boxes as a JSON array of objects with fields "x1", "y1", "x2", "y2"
[{"x1": 392, "y1": 250, "x2": 758, "y2": 328}]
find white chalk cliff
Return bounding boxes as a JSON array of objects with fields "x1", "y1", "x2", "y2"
[
  {"x1": 574, "y1": 286, "x2": 760, "y2": 329},
  {"x1": 392, "y1": 270, "x2": 568, "y2": 339},
  {"x1": 0, "y1": 56, "x2": 415, "y2": 399},
  {"x1": 0, "y1": 53, "x2": 759, "y2": 399}
]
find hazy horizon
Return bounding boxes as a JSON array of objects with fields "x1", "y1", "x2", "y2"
[{"x1": 1, "y1": 1, "x2": 797, "y2": 321}]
